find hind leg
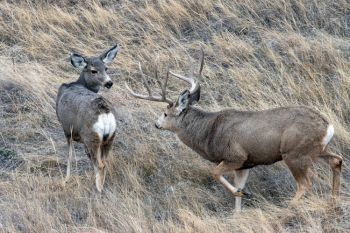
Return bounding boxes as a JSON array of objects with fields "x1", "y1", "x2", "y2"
[
  {"x1": 94, "y1": 146, "x2": 105, "y2": 192},
  {"x1": 101, "y1": 135, "x2": 114, "y2": 165},
  {"x1": 330, "y1": 157, "x2": 342, "y2": 197},
  {"x1": 99, "y1": 144, "x2": 111, "y2": 188},
  {"x1": 322, "y1": 151, "x2": 343, "y2": 197},
  {"x1": 85, "y1": 142, "x2": 105, "y2": 192},
  {"x1": 100, "y1": 134, "x2": 115, "y2": 187},
  {"x1": 283, "y1": 154, "x2": 314, "y2": 205}
]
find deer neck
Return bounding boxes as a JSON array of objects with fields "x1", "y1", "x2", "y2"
[
  {"x1": 76, "y1": 73, "x2": 100, "y2": 93},
  {"x1": 176, "y1": 107, "x2": 217, "y2": 156}
]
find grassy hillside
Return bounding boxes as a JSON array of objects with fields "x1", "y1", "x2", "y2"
[{"x1": 0, "y1": 0, "x2": 349, "y2": 232}]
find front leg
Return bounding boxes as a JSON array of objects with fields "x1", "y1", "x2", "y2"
[
  {"x1": 212, "y1": 161, "x2": 244, "y2": 197},
  {"x1": 233, "y1": 169, "x2": 250, "y2": 212},
  {"x1": 64, "y1": 137, "x2": 73, "y2": 183}
]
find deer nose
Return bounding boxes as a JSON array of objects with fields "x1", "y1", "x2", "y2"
[
  {"x1": 155, "y1": 123, "x2": 160, "y2": 129},
  {"x1": 105, "y1": 81, "x2": 113, "y2": 89}
]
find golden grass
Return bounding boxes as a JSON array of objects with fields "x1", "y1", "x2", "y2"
[{"x1": 0, "y1": 0, "x2": 350, "y2": 232}]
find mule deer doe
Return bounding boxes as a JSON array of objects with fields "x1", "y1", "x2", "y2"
[
  {"x1": 56, "y1": 45, "x2": 119, "y2": 192},
  {"x1": 126, "y1": 49, "x2": 343, "y2": 211}
]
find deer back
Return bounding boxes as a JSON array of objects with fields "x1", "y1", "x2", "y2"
[{"x1": 56, "y1": 83, "x2": 116, "y2": 141}]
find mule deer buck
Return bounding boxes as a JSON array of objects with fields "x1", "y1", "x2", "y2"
[
  {"x1": 126, "y1": 49, "x2": 343, "y2": 211},
  {"x1": 56, "y1": 45, "x2": 119, "y2": 192}
]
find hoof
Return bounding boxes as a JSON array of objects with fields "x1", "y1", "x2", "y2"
[
  {"x1": 236, "y1": 189, "x2": 253, "y2": 199},
  {"x1": 234, "y1": 189, "x2": 244, "y2": 197}
]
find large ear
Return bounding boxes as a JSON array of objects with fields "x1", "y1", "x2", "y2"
[
  {"x1": 70, "y1": 53, "x2": 87, "y2": 69},
  {"x1": 175, "y1": 90, "x2": 190, "y2": 115},
  {"x1": 101, "y1": 44, "x2": 119, "y2": 64}
]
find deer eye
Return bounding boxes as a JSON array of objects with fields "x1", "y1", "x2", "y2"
[
  {"x1": 164, "y1": 113, "x2": 167, "y2": 117},
  {"x1": 91, "y1": 70, "x2": 98, "y2": 74},
  {"x1": 105, "y1": 67, "x2": 108, "y2": 71}
]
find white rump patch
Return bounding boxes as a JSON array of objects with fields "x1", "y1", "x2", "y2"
[
  {"x1": 322, "y1": 124, "x2": 334, "y2": 148},
  {"x1": 93, "y1": 113, "x2": 116, "y2": 141}
]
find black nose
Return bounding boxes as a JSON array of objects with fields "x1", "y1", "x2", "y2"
[
  {"x1": 105, "y1": 81, "x2": 113, "y2": 89},
  {"x1": 155, "y1": 123, "x2": 160, "y2": 129}
]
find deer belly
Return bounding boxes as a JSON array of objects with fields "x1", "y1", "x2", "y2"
[
  {"x1": 245, "y1": 153, "x2": 282, "y2": 167},
  {"x1": 93, "y1": 113, "x2": 116, "y2": 141},
  {"x1": 240, "y1": 137, "x2": 282, "y2": 166}
]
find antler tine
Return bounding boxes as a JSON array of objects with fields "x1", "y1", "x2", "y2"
[
  {"x1": 162, "y1": 68, "x2": 170, "y2": 99},
  {"x1": 198, "y1": 47, "x2": 204, "y2": 81},
  {"x1": 125, "y1": 63, "x2": 173, "y2": 104},
  {"x1": 169, "y1": 49, "x2": 204, "y2": 94},
  {"x1": 169, "y1": 71, "x2": 197, "y2": 92},
  {"x1": 153, "y1": 67, "x2": 172, "y2": 103},
  {"x1": 138, "y1": 62, "x2": 152, "y2": 96},
  {"x1": 125, "y1": 81, "x2": 172, "y2": 103},
  {"x1": 186, "y1": 51, "x2": 195, "y2": 78},
  {"x1": 154, "y1": 68, "x2": 163, "y2": 94},
  {"x1": 124, "y1": 82, "x2": 153, "y2": 100}
]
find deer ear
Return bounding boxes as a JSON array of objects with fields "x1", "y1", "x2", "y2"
[
  {"x1": 70, "y1": 53, "x2": 87, "y2": 69},
  {"x1": 176, "y1": 90, "x2": 190, "y2": 115},
  {"x1": 101, "y1": 44, "x2": 119, "y2": 64}
]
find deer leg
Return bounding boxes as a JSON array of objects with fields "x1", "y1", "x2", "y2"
[
  {"x1": 322, "y1": 151, "x2": 343, "y2": 197},
  {"x1": 94, "y1": 146, "x2": 105, "y2": 192},
  {"x1": 283, "y1": 154, "x2": 313, "y2": 205},
  {"x1": 86, "y1": 141, "x2": 104, "y2": 192},
  {"x1": 233, "y1": 169, "x2": 250, "y2": 212},
  {"x1": 89, "y1": 136, "x2": 105, "y2": 192},
  {"x1": 101, "y1": 137, "x2": 114, "y2": 164},
  {"x1": 93, "y1": 167, "x2": 105, "y2": 193},
  {"x1": 65, "y1": 137, "x2": 73, "y2": 183},
  {"x1": 96, "y1": 144, "x2": 104, "y2": 170},
  {"x1": 99, "y1": 142, "x2": 113, "y2": 190},
  {"x1": 212, "y1": 161, "x2": 245, "y2": 197}
]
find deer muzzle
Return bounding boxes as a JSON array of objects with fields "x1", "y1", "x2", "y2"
[
  {"x1": 155, "y1": 123, "x2": 161, "y2": 129},
  {"x1": 104, "y1": 81, "x2": 113, "y2": 89}
]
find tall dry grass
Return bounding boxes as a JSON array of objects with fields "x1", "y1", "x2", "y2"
[{"x1": 0, "y1": 0, "x2": 349, "y2": 232}]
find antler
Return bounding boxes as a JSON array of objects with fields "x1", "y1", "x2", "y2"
[
  {"x1": 125, "y1": 62, "x2": 173, "y2": 104},
  {"x1": 169, "y1": 48, "x2": 204, "y2": 95}
]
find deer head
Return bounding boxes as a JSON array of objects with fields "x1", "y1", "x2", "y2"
[
  {"x1": 71, "y1": 44, "x2": 119, "y2": 93},
  {"x1": 126, "y1": 49, "x2": 204, "y2": 131}
]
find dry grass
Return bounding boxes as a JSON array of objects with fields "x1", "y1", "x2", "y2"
[{"x1": 0, "y1": 0, "x2": 350, "y2": 232}]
